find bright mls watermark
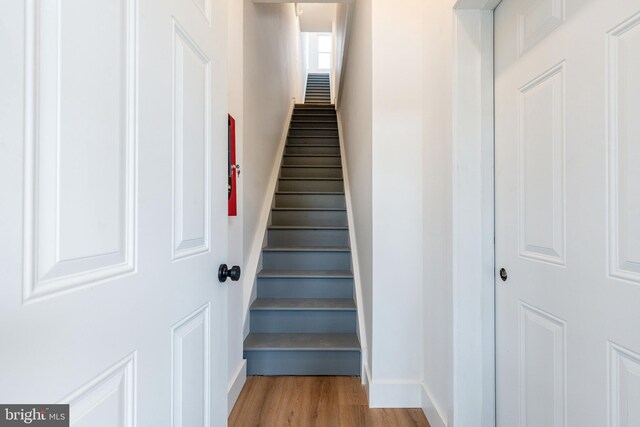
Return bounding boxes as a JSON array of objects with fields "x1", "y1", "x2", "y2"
[{"x1": 0, "y1": 405, "x2": 69, "y2": 426}]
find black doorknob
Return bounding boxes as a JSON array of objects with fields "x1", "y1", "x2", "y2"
[{"x1": 218, "y1": 264, "x2": 241, "y2": 282}]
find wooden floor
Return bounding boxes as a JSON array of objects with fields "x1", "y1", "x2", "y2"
[{"x1": 229, "y1": 376, "x2": 431, "y2": 427}]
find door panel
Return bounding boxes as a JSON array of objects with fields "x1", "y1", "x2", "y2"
[
  {"x1": 495, "y1": 0, "x2": 640, "y2": 426},
  {"x1": 24, "y1": 0, "x2": 137, "y2": 302},
  {"x1": 172, "y1": 20, "x2": 212, "y2": 260},
  {"x1": 517, "y1": 63, "x2": 566, "y2": 266},
  {"x1": 609, "y1": 14, "x2": 640, "y2": 284},
  {"x1": 0, "y1": 0, "x2": 228, "y2": 425},
  {"x1": 172, "y1": 304, "x2": 211, "y2": 427},
  {"x1": 519, "y1": 302, "x2": 566, "y2": 427}
]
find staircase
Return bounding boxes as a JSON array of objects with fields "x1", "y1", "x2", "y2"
[
  {"x1": 243, "y1": 101, "x2": 361, "y2": 376},
  {"x1": 304, "y1": 73, "x2": 331, "y2": 104}
]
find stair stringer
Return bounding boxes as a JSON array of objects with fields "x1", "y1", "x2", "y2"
[
  {"x1": 242, "y1": 97, "x2": 297, "y2": 328},
  {"x1": 336, "y1": 108, "x2": 369, "y2": 382}
]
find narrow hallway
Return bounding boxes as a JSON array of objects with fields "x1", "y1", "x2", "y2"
[
  {"x1": 229, "y1": 376, "x2": 430, "y2": 426},
  {"x1": 244, "y1": 75, "x2": 360, "y2": 375}
]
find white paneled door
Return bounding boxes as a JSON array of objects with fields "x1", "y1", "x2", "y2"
[
  {"x1": 495, "y1": 0, "x2": 640, "y2": 425},
  {"x1": 0, "y1": 0, "x2": 228, "y2": 426}
]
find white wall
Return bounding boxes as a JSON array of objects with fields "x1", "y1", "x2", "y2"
[
  {"x1": 336, "y1": 0, "x2": 373, "y2": 383},
  {"x1": 370, "y1": 0, "x2": 424, "y2": 406},
  {"x1": 332, "y1": 3, "x2": 350, "y2": 104},
  {"x1": 338, "y1": 0, "x2": 425, "y2": 409},
  {"x1": 300, "y1": 32, "x2": 310, "y2": 98},
  {"x1": 227, "y1": 0, "x2": 302, "y2": 412},
  {"x1": 241, "y1": 0, "x2": 302, "y2": 313},
  {"x1": 422, "y1": 0, "x2": 456, "y2": 425},
  {"x1": 337, "y1": 0, "x2": 468, "y2": 421},
  {"x1": 298, "y1": 3, "x2": 335, "y2": 32}
]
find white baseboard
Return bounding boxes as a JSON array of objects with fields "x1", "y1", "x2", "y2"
[
  {"x1": 227, "y1": 359, "x2": 247, "y2": 416},
  {"x1": 360, "y1": 348, "x2": 369, "y2": 385},
  {"x1": 335, "y1": 109, "x2": 368, "y2": 353},
  {"x1": 367, "y1": 378, "x2": 422, "y2": 409},
  {"x1": 421, "y1": 382, "x2": 448, "y2": 427},
  {"x1": 363, "y1": 359, "x2": 371, "y2": 397}
]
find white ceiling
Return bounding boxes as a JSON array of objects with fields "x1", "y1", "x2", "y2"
[{"x1": 298, "y1": 3, "x2": 336, "y2": 33}]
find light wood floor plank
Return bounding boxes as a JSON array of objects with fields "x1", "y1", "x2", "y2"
[{"x1": 229, "y1": 376, "x2": 431, "y2": 427}]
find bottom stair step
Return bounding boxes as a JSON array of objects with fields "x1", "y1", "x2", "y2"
[{"x1": 244, "y1": 333, "x2": 361, "y2": 375}]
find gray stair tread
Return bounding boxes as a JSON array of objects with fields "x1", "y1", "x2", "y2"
[
  {"x1": 287, "y1": 139, "x2": 338, "y2": 142},
  {"x1": 286, "y1": 143, "x2": 339, "y2": 145},
  {"x1": 268, "y1": 225, "x2": 348, "y2": 230},
  {"x1": 292, "y1": 113, "x2": 336, "y2": 116},
  {"x1": 286, "y1": 144, "x2": 340, "y2": 148},
  {"x1": 263, "y1": 245, "x2": 350, "y2": 252},
  {"x1": 272, "y1": 207, "x2": 345, "y2": 211},
  {"x1": 244, "y1": 333, "x2": 360, "y2": 351},
  {"x1": 284, "y1": 154, "x2": 340, "y2": 157},
  {"x1": 276, "y1": 191, "x2": 344, "y2": 195},
  {"x1": 251, "y1": 298, "x2": 356, "y2": 311},
  {"x1": 288, "y1": 135, "x2": 338, "y2": 138},
  {"x1": 281, "y1": 165, "x2": 341, "y2": 168},
  {"x1": 258, "y1": 269, "x2": 353, "y2": 278},
  {"x1": 290, "y1": 128, "x2": 336, "y2": 131},
  {"x1": 278, "y1": 178, "x2": 343, "y2": 181}
]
